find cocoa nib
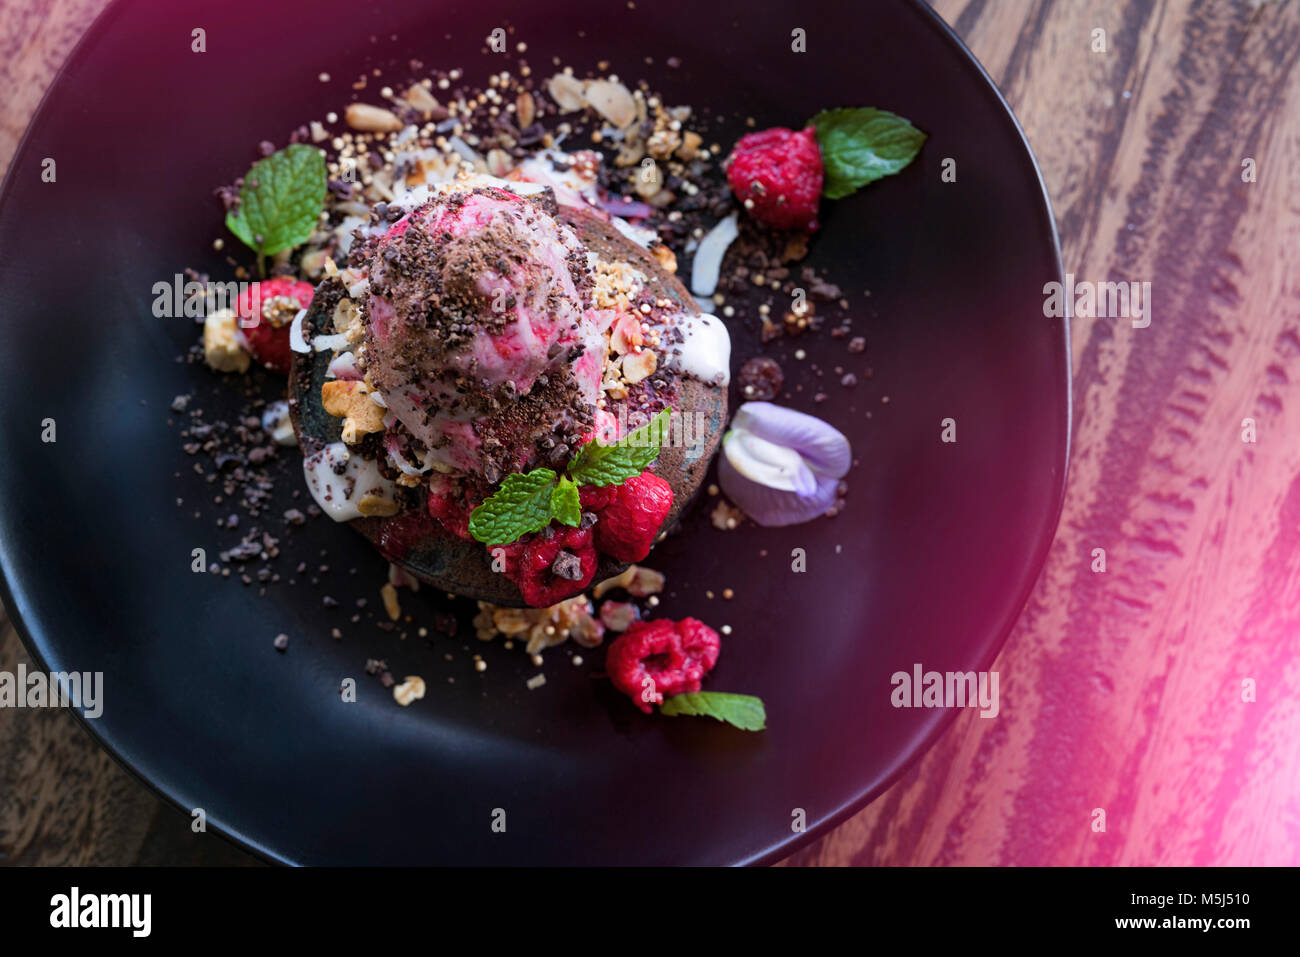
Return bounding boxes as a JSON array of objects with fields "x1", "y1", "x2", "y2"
[{"x1": 551, "y1": 549, "x2": 584, "y2": 581}]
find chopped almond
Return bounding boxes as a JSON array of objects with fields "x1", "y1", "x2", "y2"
[
  {"x1": 321, "y1": 380, "x2": 385, "y2": 444},
  {"x1": 358, "y1": 493, "x2": 401, "y2": 517},
  {"x1": 650, "y1": 243, "x2": 677, "y2": 274}
]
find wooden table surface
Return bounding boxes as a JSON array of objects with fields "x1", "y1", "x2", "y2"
[{"x1": 3, "y1": 0, "x2": 1298, "y2": 866}]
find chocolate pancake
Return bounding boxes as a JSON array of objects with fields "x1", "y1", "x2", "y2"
[{"x1": 289, "y1": 202, "x2": 727, "y2": 606}]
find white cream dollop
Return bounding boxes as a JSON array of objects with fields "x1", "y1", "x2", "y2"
[
  {"x1": 303, "y1": 442, "x2": 398, "y2": 522},
  {"x1": 675, "y1": 312, "x2": 731, "y2": 386}
]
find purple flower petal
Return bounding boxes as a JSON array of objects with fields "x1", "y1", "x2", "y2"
[
  {"x1": 717, "y1": 403, "x2": 851, "y2": 527},
  {"x1": 719, "y1": 453, "x2": 839, "y2": 527},
  {"x1": 730, "y1": 402, "x2": 851, "y2": 478}
]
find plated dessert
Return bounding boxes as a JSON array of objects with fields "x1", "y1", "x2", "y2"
[
  {"x1": 290, "y1": 180, "x2": 727, "y2": 607},
  {"x1": 182, "y1": 54, "x2": 922, "y2": 726}
]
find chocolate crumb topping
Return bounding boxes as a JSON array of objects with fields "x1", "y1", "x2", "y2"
[{"x1": 357, "y1": 189, "x2": 599, "y2": 480}]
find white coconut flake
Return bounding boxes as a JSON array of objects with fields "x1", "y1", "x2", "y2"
[
  {"x1": 325, "y1": 351, "x2": 361, "y2": 380},
  {"x1": 289, "y1": 308, "x2": 311, "y2": 353},
  {"x1": 502, "y1": 179, "x2": 546, "y2": 196},
  {"x1": 386, "y1": 438, "x2": 431, "y2": 476},
  {"x1": 610, "y1": 216, "x2": 656, "y2": 249},
  {"x1": 690, "y1": 213, "x2": 739, "y2": 296},
  {"x1": 448, "y1": 136, "x2": 485, "y2": 168},
  {"x1": 313, "y1": 332, "x2": 351, "y2": 352}
]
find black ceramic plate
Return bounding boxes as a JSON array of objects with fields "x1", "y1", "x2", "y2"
[{"x1": 0, "y1": 0, "x2": 1068, "y2": 864}]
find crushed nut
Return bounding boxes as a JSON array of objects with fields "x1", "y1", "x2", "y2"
[
  {"x1": 345, "y1": 103, "x2": 403, "y2": 132},
  {"x1": 584, "y1": 79, "x2": 637, "y2": 128},
  {"x1": 202, "y1": 308, "x2": 250, "y2": 373},
  {"x1": 633, "y1": 163, "x2": 664, "y2": 198},
  {"x1": 711, "y1": 499, "x2": 745, "y2": 531},
  {"x1": 486, "y1": 148, "x2": 514, "y2": 177},
  {"x1": 591, "y1": 257, "x2": 645, "y2": 309},
  {"x1": 599, "y1": 600, "x2": 638, "y2": 632},
  {"x1": 676, "y1": 130, "x2": 703, "y2": 160},
  {"x1": 380, "y1": 582, "x2": 401, "y2": 621},
  {"x1": 332, "y1": 297, "x2": 359, "y2": 334},
  {"x1": 571, "y1": 610, "x2": 605, "y2": 649},
  {"x1": 414, "y1": 158, "x2": 456, "y2": 189},
  {"x1": 614, "y1": 139, "x2": 645, "y2": 167},
  {"x1": 621, "y1": 349, "x2": 657, "y2": 384},
  {"x1": 515, "y1": 90, "x2": 536, "y2": 128},
  {"x1": 473, "y1": 595, "x2": 604, "y2": 654},
  {"x1": 649, "y1": 243, "x2": 677, "y2": 274},
  {"x1": 646, "y1": 128, "x2": 682, "y2": 160},
  {"x1": 405, "y1": 84, "x2": 440, "y2": 115},
  {"x1": 627, "y1": 566, "x2": 666, "y2": 597},
  {"x1": 593, "y1": 565, "x2": 637, "y2": 599},
  {"x1": 393, "y1": 675, "x2": 426, "y2": 706},
  {"x1": 321, "y1": 379, "x2": 386, "y2": 443},
  {"x1": 357, "y1": 493, "x2": 401, "y2": 517},
  {"x1": 610, "y1": 313, "x2": 644, "y2": 354},
  {"x1": 547, "y1": 73, "x2": 587, "y2": 112}
]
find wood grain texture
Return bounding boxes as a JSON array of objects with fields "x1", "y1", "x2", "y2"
[
  {"x1": 2, "y1": 0, "x2": 1298, "y2": 866},
  {"x1": 787, "y1": 0, "x2": 1300, "y2": 866}
]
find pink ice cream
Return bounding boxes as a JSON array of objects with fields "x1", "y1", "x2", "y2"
[{"x1": 359, "y1": 187, "x2": 612, "y2": 481}]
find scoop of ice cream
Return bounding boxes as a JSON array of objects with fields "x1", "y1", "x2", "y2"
[{"x1": 359, "y1": 187, "x2": 611, "y2": 480}]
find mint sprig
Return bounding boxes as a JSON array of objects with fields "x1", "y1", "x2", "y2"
[
  {"x1": 225, "y1": 143, "x2": 327, "y2": 265},
  {"x1": 467, "y1": 469, "x2": 559, "y2": 546},
  {"x1": 468, "y1": 407, "x2": 672, "y2": 546},
  {"x1": 550, "y1": 476, "x2": 582, "y2": 528},
  {"x1": 568, "y1": 407, "x2": 671, "y2": 486},
  {"x1": 809, "y1": 107, "x2": 926, "y2": 200},
  {"x1": 661, "y1": 692, "x2": 767, "y2": 731}
]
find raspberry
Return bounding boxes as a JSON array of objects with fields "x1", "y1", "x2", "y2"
[
  {"x1": 588, "y1": 471, "x2": 673, "y2": 563},
  {"x1": 606, "y1": 618, "x2": 721, "y2": 713},
  {"x1": 426, "y1": 483, "x2": 478, "y2": 542},
  {"x1": 725, "y1": 126, "x2": 823, "y2": 233},
  {"x1": 578, "y1": 484, "x2": 617, "y2": 511},
  {"x1": 235, "y1": 277, "x2": 314, "y2": 375},
  {"x1": 376, "y1": 508, "x2": 436, "y2": 562},
  {"x1": 496, "y1": 525, "x2": 598, "y2": 607}
]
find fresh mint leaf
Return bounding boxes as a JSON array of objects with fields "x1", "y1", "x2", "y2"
[
  {"x1": 472, "y1": 408, "x2": 670, "y2": 541},
  {"x1": 567, "y1": 407, "x2": 672, "y2": 487},
  {"x1": 550, "y1": 475, "x2": 582, "y2": 527},
  {"x1": 225, "y1": 143, "x2": 327, "y2": 258},
  {"x1": 660, "y1": 692, "x2": 767, "y2": 731},
  {"x1": 468, "y1": 469, "x2": 558, "y2": 545},
  {"x1": 809, "y1": 107, "x2": 926, "y2": 200}
]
